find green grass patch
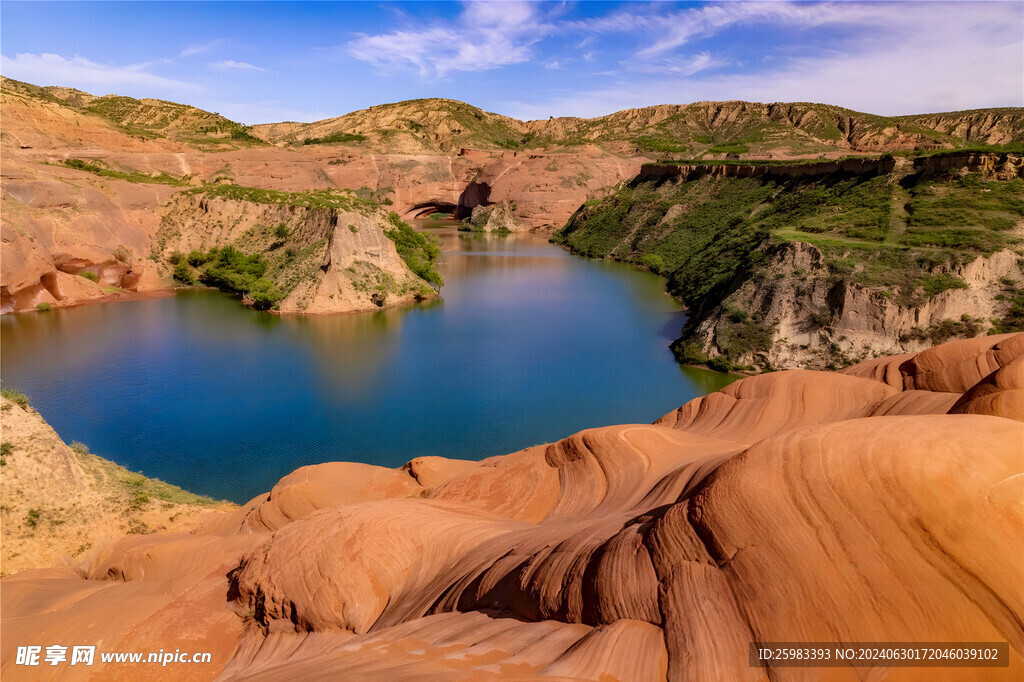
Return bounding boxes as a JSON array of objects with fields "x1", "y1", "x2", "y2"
[
  {"x1": 384, "y1": 213, "x2": 444, "y2": 287},
  {"x1": 1, "y1": 386, "x2": 30, "y2": 408},
  {"x1": 63, "y1": 159, "x2": 187, "y2": 186},
  {"x1": 187, "y1": 184, "x2": 376, "y2": 213},
  {"x1": 301, "y1": 131, "x2": 367, "y2": 146}
]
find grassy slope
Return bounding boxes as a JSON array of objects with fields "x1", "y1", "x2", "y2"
[
  {"x1": 245, "y1": 91, "x2": 1024, "y2": 155},
  {"x1": 553, "y1": 162, "x2": 1024, "y2": 369},
  {"x1": 1, "y1": 76, "x2": 264, "y2": 149},
  {"x1": 1, "y1": 394, "x2": 227, "y2": 577}
]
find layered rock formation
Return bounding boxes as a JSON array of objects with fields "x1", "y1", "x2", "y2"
[
  {"x1": 153, "y1": 191, "x2": 437, "y2": 314},
  {"x1": 2, "y1": 334, "x2": 1021, "y2": 680},
  {"x1": 689, "y1": 240, "x2": 1023, "y2": 371},
  {"x1": 5, "y1": 76, "x2": 1022, "y2": 315}
]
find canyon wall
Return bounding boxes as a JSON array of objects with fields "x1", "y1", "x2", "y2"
[{"x1": 557, "y1": 152, "x2": 1024, "y2": 372}]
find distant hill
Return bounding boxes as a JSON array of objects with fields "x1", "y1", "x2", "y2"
[
  {"x1": 252, "y1": 96, "x2": 1024, "y2": 157},
  {"x1": 5, "y1": 76, "x2": 1021, "y2": 157},
  {"x1": 1, "y1": 76, "x2": 264, "y2": 148}
]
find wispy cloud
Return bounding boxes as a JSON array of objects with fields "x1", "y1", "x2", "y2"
[
  {"x1": 634, "y1": 51, "x2": 725, "y2": 77},
  {"x1": 506, "y1": 1, "x2": 1022, "y2": 118},
  {"x1": 0, "y1": 52, "x2": 198, "y2": 93},
  {"x1": 348, "y1": 0, "x2": 553, "y2": 78},
  {"x1": 179, "y1": 40, "x2": 224, "y2": 58},
  {"x1": 212, "y1": 59, "x2": 268, "y2": 72}
]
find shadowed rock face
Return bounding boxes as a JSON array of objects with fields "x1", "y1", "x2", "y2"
[{"x1": 2, "y1": 333, "x2": 1021, "y2": 680}]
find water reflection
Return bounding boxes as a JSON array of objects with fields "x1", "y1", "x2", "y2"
[{"x1": 1, "y1": 226, "x2": 736, "y2": 502}]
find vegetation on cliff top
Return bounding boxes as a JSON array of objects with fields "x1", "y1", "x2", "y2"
[
  {"x1": 61, "y1": 158, "x2": 188, "y2": 186},
  {"x1": 187, "y1": 183, "x2": 378, "y2": 213},
  {"x1": 161, "y1": 187, "x2": 443, "y2": 311},
  {"x1": 81, "y1": 94, "x2": 265, "y2": 146},
  {"x1": 554, "y1": 162, "x2": 1024, "y2": 371}
]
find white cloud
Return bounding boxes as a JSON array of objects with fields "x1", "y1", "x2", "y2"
[
  {"x1": 212, "y1": 60, "x2": 268, "y2": 72},
  {"x1": 179, "y1": 40, "x2": 224, "y2": 58},
  {"x1": 348, "y1": 0, "x2": 552, "y2": 78},
  {"x1": 506, "y1": 1, "x2": 1023, "y2": 119},
  {"x1": 634, "y1": 51, "x2": 725, "y2": 77},
  {"x1": 0, "y1": 52, "x2": 197, "y2": 93}
]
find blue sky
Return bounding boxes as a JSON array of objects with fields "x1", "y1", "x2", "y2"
[{"x1": 1, "y1": 1, "x2": 1021, "y2": 124}]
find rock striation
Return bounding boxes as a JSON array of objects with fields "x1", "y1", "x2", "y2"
[{"x1": 2, "y1": 334, "x2": 1021, "y2": 680}]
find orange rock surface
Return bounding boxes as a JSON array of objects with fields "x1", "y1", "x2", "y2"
[{"x1": 2, "y1": 334, "x2": 1021, "y2": 680}]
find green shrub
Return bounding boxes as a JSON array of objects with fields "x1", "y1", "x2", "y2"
[
  {"x1": 112, "y1": 246, "x2": 132, "y2": 264},
  {"x1": 69, "y1": 441, "x2": 90, "y2": 455},
  {"x1": 173, "y1": 261, "x2": 196, "y2": 284},
  {"x1": 638, "y1": 254, "x2": 665, "y2": 274},
  {"x1": 991, "y1": 289, "x2": 1024, "y2": 333},
  {"x1": 672, "y1": 341, "x2": 708, "y2": 366},
  {"x1": 383, "y1": 213, "x2": 444, "y2": 287},
  {"x1": 35, "y1": 302, "x2": 51, "y2": 312},
  {"x1": 274, "y1": 223, "x2": 290, "y2": 239},
  {"x1": 920, "y1": 273, "x2": 969, "y2": 298},
  {"x1": 301, "y1": 131, "x2": 367, "y2": 146},
  {"x1": 707, "y1": 356, "x2": 735, "y2": 373},
  {"x1": 25, "y1": 508, "x2": 40, "y2": 528},
  {"x1": 187, "y1": 249, "x2": 210, "y2": 267},
  {"x1": 173, "y1": 245, "x2": 284, "y2": 309},
  {"x1": 1, "y1": 387, "x2": 30, "y2": 408},
  {"x1": 79, "y1": 271, "x2": 99, "y2": 283}
]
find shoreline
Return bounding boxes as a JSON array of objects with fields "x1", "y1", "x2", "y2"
[{"x1": 6, "y1": 287, "x2": 178, "y2": 316}]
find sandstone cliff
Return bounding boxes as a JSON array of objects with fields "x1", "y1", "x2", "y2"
[
  {"x1": 152, "y1": 190, "x2": 438, "y2": 314},
  {"x1": 1, "y1": 334, "x2": 1021, "y2": 679}
]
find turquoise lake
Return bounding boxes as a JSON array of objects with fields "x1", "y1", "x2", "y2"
[{"x1": 0, "y1": 227, "x2": 735, "y2": 503}]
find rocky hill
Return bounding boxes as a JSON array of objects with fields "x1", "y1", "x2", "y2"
[
  {"x1": 556, "y1": 152, "x2": 1024, "y2": 371},
  {"x1": 1, "y1": 333, "x2": 1021, "y2": 678},
  {"x1": 254, "y1": 96, "x2": 1024, "y2": 157},
  {"x1": 0, "y1": 78, "x2": 645, "y2": 313}
]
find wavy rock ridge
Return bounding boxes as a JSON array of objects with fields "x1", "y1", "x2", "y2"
[{"x1": 2, "y1": 334, "x2": 1022, "y2": 681}]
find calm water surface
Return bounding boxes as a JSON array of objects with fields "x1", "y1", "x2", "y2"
[{"x1": 1, "y1": 226, "x2": 734, "y2": 502}]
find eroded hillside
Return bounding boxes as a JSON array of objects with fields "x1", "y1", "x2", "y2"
[
  {"x1": 0, "y1": 391, "x2": 231, "y2": 578},
  {"x1": 556, "y1": 152, "x2": 1024, "y2": 371}
]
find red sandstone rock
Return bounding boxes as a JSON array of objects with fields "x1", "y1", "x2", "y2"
[{"x1": 1, "y1": 334, "x2": 1021, "y2": 680}]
